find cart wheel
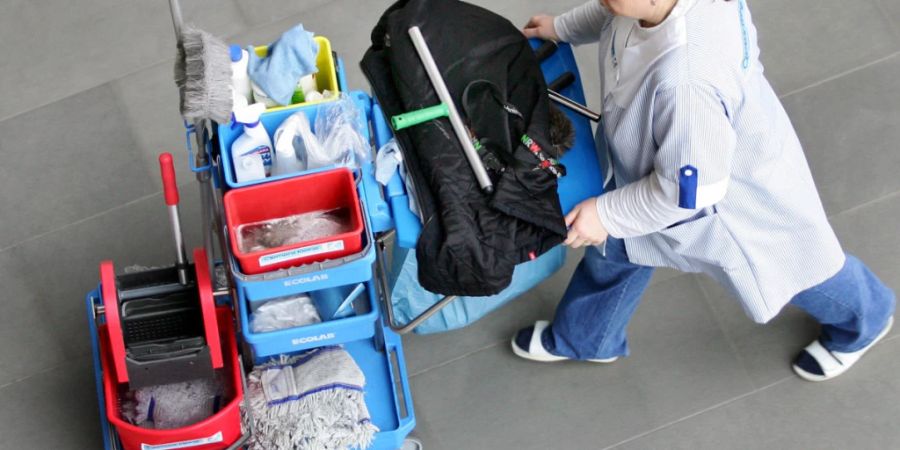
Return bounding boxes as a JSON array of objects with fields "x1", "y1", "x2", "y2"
[{"x1": 401, "y1": 437, "x2": 423, "y2": 450}]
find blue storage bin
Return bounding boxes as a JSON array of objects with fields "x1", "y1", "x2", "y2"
[
  {"x1": 240, "y1": 280, "x2": 380, "y2": 356},
  {"x1": 248, "y1": 329, "x2": 416, "y2": 450},
  {"x1": 218, "y1": 90, "x2": 393, "y2": 233},
  {"x1": 217, "y1": 91, "x2": 370, "y2": 189},
  {"x1": 229, "y1": 224, "x2": 377, "y2": 304}
]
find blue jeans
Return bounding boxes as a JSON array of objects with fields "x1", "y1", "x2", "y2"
[{"x1": 543, "y1": 238, "x2": 896, "y2": 359}]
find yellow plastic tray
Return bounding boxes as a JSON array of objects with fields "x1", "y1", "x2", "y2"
[{"x1": 253, "y1": 36, "x2": 340, "y2": 112}]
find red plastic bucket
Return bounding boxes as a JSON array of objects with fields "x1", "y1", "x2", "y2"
[
  {"x1": 223, "y1": 168, "x2": 364, "y2": 274},
  {"x1": 101, "y1": 307, "x2": 244, "y2": 450}
]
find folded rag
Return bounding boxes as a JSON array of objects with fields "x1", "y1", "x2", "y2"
[
  {"x1": 248, "y1": 24, "x2": 319, "y2": 106},
  {"x1": 248, "y1": 346, "x2": 378, "y2": 450}
]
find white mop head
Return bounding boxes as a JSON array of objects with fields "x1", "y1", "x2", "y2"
[
  {"x1": 247, "y1": 347, "x2": 379, "y2": 450},
  {"x1": 175, "y1": 24, "x2": 233, "y2": 123}
]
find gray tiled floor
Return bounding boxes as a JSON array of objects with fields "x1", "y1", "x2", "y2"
[{"x1": 0, "y1": 1, "x2": 898, "y2": 449}]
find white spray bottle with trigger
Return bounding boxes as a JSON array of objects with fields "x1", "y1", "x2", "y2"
[{"x1": 231, "y1": 102, "x2": 273, "y2": 182}]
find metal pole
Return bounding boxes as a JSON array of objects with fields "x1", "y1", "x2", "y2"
[
  {"x1": 548, "y1": 89, "x2": 601, "y2": 122},
  {"x1": 408, "y1": 26, "x2": 494, "y2": 194}
]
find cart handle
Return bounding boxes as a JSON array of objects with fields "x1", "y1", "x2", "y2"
[{"x1": 374, "y1": 232, "x2": 459, "y2": 335}]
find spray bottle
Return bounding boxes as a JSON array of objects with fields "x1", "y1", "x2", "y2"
[
  {"x1": 229, "y1": 45, "x2": 252, "y2": 105},
  {"x1": 231, "y1": 102, "x2": 272, "y2": 182}
]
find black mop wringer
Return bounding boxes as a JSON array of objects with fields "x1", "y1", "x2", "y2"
[{"x1": 96, "y1": 153, "x2": 223, "y2": 389}]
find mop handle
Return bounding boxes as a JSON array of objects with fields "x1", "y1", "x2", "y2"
[
  {"x1": 169, "y1": 0, "x2": 184, "y2": 44},
  {"x1": 408, "y1": 26, "x2": 494, "y2": 194},
  {"x1": 159, "y1": 153, "x2": 190, "y2": 285}
]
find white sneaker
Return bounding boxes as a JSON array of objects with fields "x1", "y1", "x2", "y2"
[
  {"x1": 511, "y1": 320, "x2": 618, "y2": 363},
  {"x1": 792, "y1": 316, "x2": 894, "y2": 382}
]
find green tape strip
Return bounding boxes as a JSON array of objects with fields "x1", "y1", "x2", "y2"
[{"x1": 391, "y1": 103, "x2": 450, "y2": 130}]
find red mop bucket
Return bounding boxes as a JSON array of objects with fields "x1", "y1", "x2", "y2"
[
  {"x1": 224, "y1": 167, "x2": 364, "y2": 274},
  {"x1": 101, "y1": 306, "x2": 244, "y2": 450}
]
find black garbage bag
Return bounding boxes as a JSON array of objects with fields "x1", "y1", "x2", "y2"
[{"x1": 361, "y1": 0, "x2": 567, "y2": 296}]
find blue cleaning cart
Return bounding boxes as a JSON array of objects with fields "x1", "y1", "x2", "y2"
[
  {"x1": 85, "y1": 18, "x2": 600, "y2": 449},
  {"x1": 86, "y1": 37, "x2": 418, "y2": 447}
]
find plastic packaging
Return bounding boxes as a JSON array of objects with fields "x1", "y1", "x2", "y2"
[
  {"x1": 250, "y1": 294, "x2": 321, "y2": 333},
  {"x1": 231, "y1": 102, "x2": 273, "y2": 180},
  {"x1": 307, "y1": 94, "x2": 371, "y2": 170},
  {"x1": 230, "y1": 45, "x2": 252, "y2": 105},
  {"x1": 271, "y1": 112, "x2": 318, "y2": 176},
  {"x1": 120, "y1": 375, "x2": 224, "y2": 429},
  {"x1": 375, "y1": 138, "x2": 403, "y2": 185},
  {"x1": 237, "y1": 209, "x2": 352, "y2": 253}
]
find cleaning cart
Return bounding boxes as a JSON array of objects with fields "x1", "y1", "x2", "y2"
[{"x1": 84, "y1": 0, "x2": 601, "y2": 445}]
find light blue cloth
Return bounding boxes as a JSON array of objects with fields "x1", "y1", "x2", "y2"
[{"x1": 248, "y1": 24, "x2": 319, "y2": 106}]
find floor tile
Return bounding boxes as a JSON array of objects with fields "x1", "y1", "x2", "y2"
[
  {"x1": 408, "y1": 275, "x2": 754, "y2": 449},
  {"x1": 401, "y1": 247, "x2": 686, "y2": 375},
  {"x1": 781, "y1": 53, "x2": 900, "y2": 215},
  {"x1": 750, "y1": 0, "x2": 898, "y2": 95},
  {"x1": 695, "y1": 274, "x2": 820, "y2": 388},
  {"x1": 0, "y1": 0, "x2": 246, "y2": 120},
  {"x1": 234, "y1": 0, "x2": 331, "y2": 28},
  {"x1": 111, "y1": 61, "x2": 199, "y2": 187},
  {"x1": 615, "y1": 337, "x2": 900, "y2": 450},
  {"x1": 228, "y1": 0, "x2": 396, "y2": 94},
  {"x1": 0, "y1": 84, "x2": 158, "y2": 250},
  {"x1": 874, "y1": 0, "x2": 900, "y2": 45},
  {"x1": 6, "y1": 187, "x2": 205, "y2": 360},
  {"x1": 0, "y1": 254, "x2": 71, "y2": 386},
  {"x1": 0, "y1": 359, "x2": 103, "y2": 450}
]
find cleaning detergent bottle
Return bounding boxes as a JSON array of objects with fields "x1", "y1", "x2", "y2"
[
  {"x1": 272, "y1": 113, "x2": 309, "y2": 176},
  {"x1": 231, "y1": 102, "x2": 273, "y2": 181},
  {"x1": 229, "y1": 45, "x2": 252, "y2": 105}
]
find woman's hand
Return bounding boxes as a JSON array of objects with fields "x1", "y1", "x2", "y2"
[
  {"x1": 564, "y1": 197, "x2": 609, "y2": 248},
  {"x1": 523, "y1": 15, "x2": 560, "y2": 41}
]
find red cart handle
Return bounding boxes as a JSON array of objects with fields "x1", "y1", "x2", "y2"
[
  {"x1": 100, "y1": 261, "x2": 130, "y2": 384},
  {"x1": 159, "y1": 152, "x2": 179, "y2": 206},
  {"x1": 193, "y1": 248, "x2": 223, "y2": 369}
]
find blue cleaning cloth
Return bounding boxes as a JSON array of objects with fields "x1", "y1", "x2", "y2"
[{"x1": 248, "y1": 24, "x2": 319, "y2": 105}]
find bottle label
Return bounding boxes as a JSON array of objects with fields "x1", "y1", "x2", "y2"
[
  {"x1": 259, "y1": 240, "x2": 345, "y2": 267},
  {"x1": 241, "y1": 145, "x2": 272, "y2": 167}
]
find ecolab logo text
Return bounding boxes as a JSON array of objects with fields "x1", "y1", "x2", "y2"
[
  {"x1": 284, "y1": 274, "x2": 328, "y2": 287},
  {"x1": 292, "y1": 333, "x2": 336, "y2": 345}
]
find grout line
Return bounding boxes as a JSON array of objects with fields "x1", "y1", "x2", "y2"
[
  {"x1": 408, "y1": 340, "x2": 505, "y2": 378},
  {"x1": 0, "y1": 361, "x2": 69, "y2": 391},
  {"x1": 0, "y1": 0, "x2": 326, "y2": 124},
  {"x1": 692, "y1": 275, "x2": 757, "y2": 386},
  {"x1": 602, "y1": 375, "x2": 795, "y2": 450},
  {"x1": 0, "y1": 180, "x2": 195, "y2": 255},
  {"x1": 826, "y1": 190, "x2": 900, "y2": 220},
  {"x1": 778, "y1": 50, "x2": 900, "y2": 100}
]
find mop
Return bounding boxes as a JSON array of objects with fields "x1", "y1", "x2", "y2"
[
  {"x1": 173, "y1": 23, "x2": 234, "y2": 124},
  {"x1": 247, "y1": 346, "x2": 378, "y2": 450}
]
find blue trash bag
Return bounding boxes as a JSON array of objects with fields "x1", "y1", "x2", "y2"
[{"x1": 388, "y1": 244, "x2": 566, "y2": 334}]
